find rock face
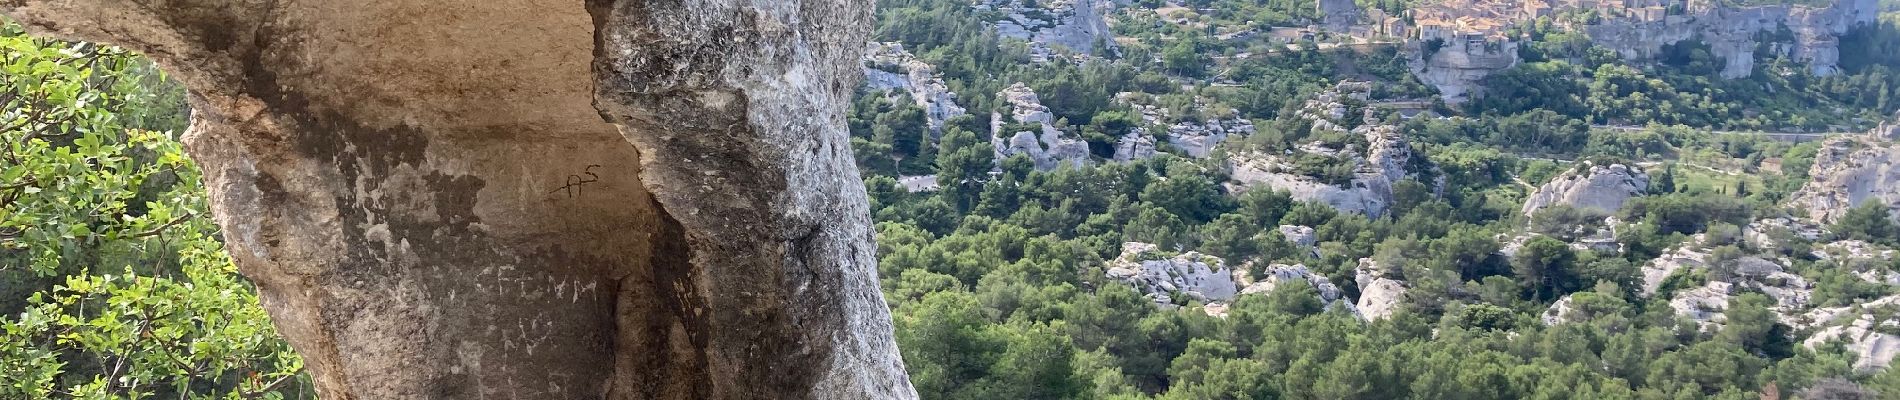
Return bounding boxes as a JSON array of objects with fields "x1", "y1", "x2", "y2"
[
  {"x1": 1228, "y1": 84, "x2": 1423, "y2": 217},
  {"x1": 862, "y1": 42, "x2": 969, "y2": 135},
  {"x1": 992, "y1": 83, "x2": 1091, "y2": 170},
  {"x1": 1279, "y1": 225, "x2": 1322, "y2": 258},
  {"x1": 1791, "y1": 118, "x2": 1900, "y2": 224},
  {"x1": 0, "y1": 1, "x2": 915, "y2": 399},
  {"x1": 1521, "y1": 163, "x2": 1651, "y2": 218},
  {"x1": 1585, "y1": 0, "x2": 1879, "y2": 78},
  {"x1": 974, "y1": 0, "x2": 1116, "y2": 56},
  {"x1": 1354, "y1": 258, "x2": 1409, "y2": 321},
  {"x1": 1409, "y1": 31, "x2": 1518, "y2": 104},
  {"x1": 1106, "y1": 242, "x2": 1238, "y2": 305},
  {"x1": 1800, "y1": 295, "x2": 1900, "y2": 371},
  {"x1": 1106, "y1": 243, "x2": 1351, "y2": 316},
  {"x1": 1113, "y1": 131, "x2": 1159, "y2": 162},
  {"x1": 1318, "y1": 0, "x2": 1363, "y2": 31},
  {"x1": 1118, "y1": 93, "x2": 1257, "y2": 159}
]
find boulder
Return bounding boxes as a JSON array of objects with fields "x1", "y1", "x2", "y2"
[
  {"x1": 1106, "y1": 243, "x2": 1239, "y2": 305},
  {"x1": 0, "y1": 1, "x2": 916, "y2": 398},
  {"x1": 1354, "y1": 258, "x2": 1409, "y2": 321},
  {"x1": 1521, "y1": 163, "x2": 1651, "y2": 218},
  {"x1": 1279, "y1": 225, "x2": 1321, "y2": 258}
]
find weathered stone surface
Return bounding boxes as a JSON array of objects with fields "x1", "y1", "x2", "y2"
[
  {"x1": 1521, "y1": 163, "x2": 1651, "y2": 218},
  {"x1": 862, "y1": 42, "x2": 967, "y2": 135},
  {"x1": 1791, "y1": 116, "x2": 1900, "y2": 224},
  {"x1": 1585, "y1": 0, "x2": 1878, "y2": 78},
  {"x1": 1800, "y1": 295, "x2": 1900, "y2": 371},
  {"x1": 1354, "y1": 258, "x2": 1408, "y2": 321},
  {"x1": 992, "y1": 83, "x2": 1090, "y2": 170},
  {"x1": 973, "y1": 0, "x2": 1115, "y2": 57},
  {"x1": 1408, "y1": 32, "x2": 1518, "y2": 104},
  {"x1": 1, "y1": 1, "x2": 915, "y2": 399},
  {"x1": 1106, "y1": 242, "x2": 1239, "y2": 305}
]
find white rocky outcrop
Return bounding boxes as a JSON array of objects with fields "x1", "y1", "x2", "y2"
[
  {"x1": 1521, "y1": 163, "x2": 1651, "y2": 218},
  {"x1": 1106, "y1": 242, "x2": 1238, "y2": 305},
  {"x1": 1117, "y1": 92, "x2": 1256, "y2": 159},
  {"x1": 1640, "y1": 239, "x2": 1814, "y2": 330},
  {"x1": 1227, "y1": 82, "x2": 1425, "y2": 217},
  {"x1": 991, "y1": 83, "x2": 1091, "y2": 170},
  {"x1": 1799, "y1": 295, "x2": 1900, "y2": 371},
  {"x1": 974, "y1": 0, "x2": 1116, "y2": 57},
  {"x1": 1745, "y1": 217, "x2": 1826, "y2": 250},
  {"x1": 1113, "y1": 131, "x2": 1158, "y2": 162},
  {"x1": 1354, "y1": 258, "x2": 1409, "y2": 321},
  {"x1": 1542, "y1": 295, "x2": 1577, "y2": 326},
  {"x1": 1227, "y1": 126, "x2": 1418, "y2": 217},
  {"x1": 1586, "y1": 1, "x2": 1879, "y2": 78},
  {"x1": 862, "y1": 42, "x2": 968, "y2": 134},
  {"x1": 1409, "y1": 32, "x2": 1517, "y2": 104},
  {"x1": 1107, "y1": 243, "x2": 1353, "y2": 317},
  {"x1": 1318, "y1": 0, "x2": 1362, "y2": 31},
  {"x1": 1237, "y1": 263, "x2": 1350, "y2": 307},
  {"x1": 1279, "y1": 225, "x2": 1321, "y2": 258},
  {"x1": 1790, "y1": 117, "x2": 1900, "y2": 224}
]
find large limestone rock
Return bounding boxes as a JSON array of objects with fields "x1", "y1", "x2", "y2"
[
  {"x1": 1354, "y1": 258, "x2": 1408, "y2": 321},
  {"x1": 1226, "y1": 82, "x2": 1427, "y2": 217},
  {"x1": 1117, "y1": 92, "x2": 1256, "y2": 159},
  {"x1": 974, "y1": 0, "x2": 1116, "y2": 56},
  {"x1": 1790, "y1": 117, "x2": 1900, "y2": 224},
  {"x1": 1409, "y1": 32, "x2": 1518, "y2": 104},
  {"x1": 1800, "y1": 295, "x2": 1900, "y2": 371},
  {"x1": 0, "y1": 1, "x2": 915, "y2": 399},
  {"x1": 1521, "y1": 163, "x2": 1651, "y2": 218},
  {"x1": 1106, "y1": 242, "x2": 1238, "y2": 305},
  {"x1": 1586, "y1": 0, "x2": 1879, "y2": 78},
  {"x1": 992, "y1": 83, "x2": 1091, "y2": 170},
  {"x1": 862, "y1": 42, "x2": 968, "y2": 135},
  {"x1": 1106, "y1": 243, "x2": 1350, "y2": 317},
  {"x1": 1318, "y1": 0, "x2": 1363, "y2": 31}
]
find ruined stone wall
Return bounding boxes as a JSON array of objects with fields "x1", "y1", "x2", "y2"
[{"x1": 0, "y1": 0, "x2": 916, "y2": 399}]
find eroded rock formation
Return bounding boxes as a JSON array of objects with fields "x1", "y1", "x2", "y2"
[
  {"x1": 862, "y1": 42, "x2": 968, "y2": 135},
  {"x1": 0, "y1": 1, "x2": 915, "y2": 399},
  {"x1": 1791, "y1": 116, "x2": 1900, "y2": 224},
  {"x1": 992, "y1": 83, "x2": 1091, "y2": 170},
  {"x1": 1521, "y1": 162, "x2": 1651, "y2": 218}
]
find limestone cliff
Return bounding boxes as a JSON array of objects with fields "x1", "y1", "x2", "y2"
[
  {"x1": 0, "y1": 1, "x2": 916, "y2": 399},
  {"x1": 1408, "y1": 33, "x2": 1519, "y2": 104},
  {"x1": 1790, "y1": 117, "x2": 1900, "y2": 224},
  {"x1": 1228, "y1": 83, "x2": 1426, "y2": 217},
  {"x1": 992, "y1": 83, "x2": 1092, "y2": 170}
]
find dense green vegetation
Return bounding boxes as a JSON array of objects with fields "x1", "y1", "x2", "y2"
[
  {"x1": 0, "y1": 24, "x2": 310, "y2": 398},
  {"x1": 857, "y1": 1, "x2": 1900, "y2": 398}
]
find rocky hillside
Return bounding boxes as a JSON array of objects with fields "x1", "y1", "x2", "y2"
[{"x1": 1792, "y1": 117, "x2": 1900, "y2": 223}]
